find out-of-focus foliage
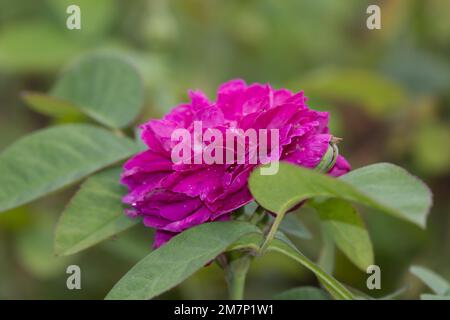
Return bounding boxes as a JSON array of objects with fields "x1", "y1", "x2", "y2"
[
  {"x1": 0, "y1": 0, "x2": 449, "y2": 299},
  {"x1": 410, "y1": 265, "x2": 450, "y2": 300}
]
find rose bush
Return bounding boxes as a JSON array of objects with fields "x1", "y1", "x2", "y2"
[{"x1": 0, "y1": 53, "x2": 433, "y2": 300}]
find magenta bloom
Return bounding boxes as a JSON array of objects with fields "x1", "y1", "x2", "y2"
[{"x1": 121, "y1": 79, "x2": 350, "y2": 248}]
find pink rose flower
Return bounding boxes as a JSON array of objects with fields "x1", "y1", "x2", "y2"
[{"x1": 121, "y1": 79, "x2": 350, "y2": 248}]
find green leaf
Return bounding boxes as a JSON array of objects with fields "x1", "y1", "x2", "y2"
[
  {"x1": 226, "y1": 232, "x2": 263, "y2": 252},
  {"x1": 22, "y1": 91, "x2": 84, "y2": 119},
  {"x1": 274, "y1": 286, "x2": 330, "y2": 300},
  {"x1": 410, "y1": 266, "x2": 450, "y2": 295},
  {"x1": 268, "y1": 234, "x2": 354, "y2": 300},
  {"x1": 278, "y1": 214, "x2": 311, "y2": 240},
  {"x1": 105, "y1": 221, "x2": 259, "y2": 300},
  {"x1": 54, "y1": 168, "x2": 138, "y2": 256},
  {"x1": 318, "y1": 225, "x2": 335, "y2": 274},
  {"x1": 52, "y1": 53, "x2": 144, "y2": 128},
  {"x1": 312, "y1": 198, "x2": 373, "y2": 271},
  {"x1": 340, "y1": 163, "x2": 432, "y2": 227},
  {"x1": 0, "y1": 124, "x2": 139, "y2": 213},
  {"x1": 249, "y1": 162, "x2": 432, "y2": 228}
]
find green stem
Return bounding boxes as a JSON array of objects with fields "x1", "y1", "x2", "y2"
[
  {"x1": 225, "y1": 256, "x2": 251, "y2": 300},
  {"x1": 259, "y1": 209, "x2": 286, "y2": 254}
]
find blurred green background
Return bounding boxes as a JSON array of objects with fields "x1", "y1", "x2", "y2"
[{"x1": 0, "y1": 0, "x2": 449, "y2": 299}]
